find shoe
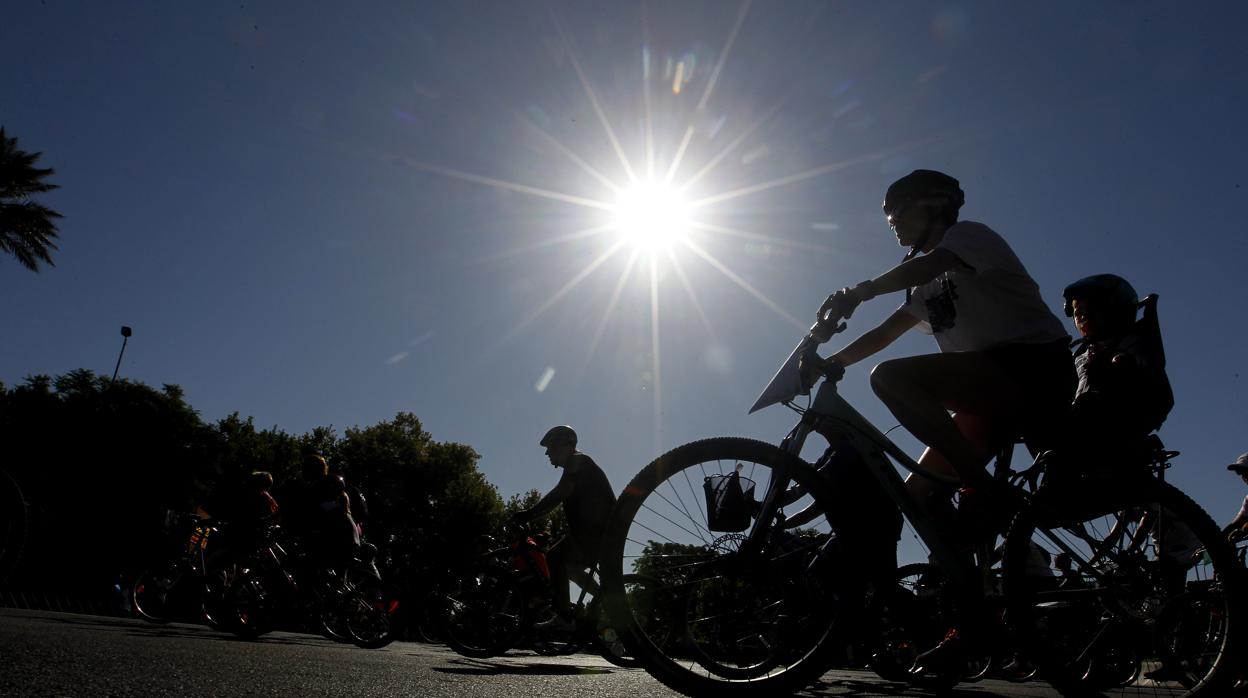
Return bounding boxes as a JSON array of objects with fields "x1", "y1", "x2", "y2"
[
  {"x1": 999, "y1": 656, "x2": 1036, "y2": 682},
  {"x1": 909, "y1": 628, "x2": 964, "y2": 680},
  {"x1": 531, "y1": 612, "x2": 576, "y2": 635}
]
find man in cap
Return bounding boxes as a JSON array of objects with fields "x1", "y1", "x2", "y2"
[
  {"x1": 513, "y1": 425, "x2": 616, "y2": 628},
  {"x1": 1222, "y1": 453, "x2": 1248, "y2": 542}
]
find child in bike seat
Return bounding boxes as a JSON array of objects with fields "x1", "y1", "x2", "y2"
[{"x1": 1058, "y1": 274, "x2": 1174, "y2": 469}]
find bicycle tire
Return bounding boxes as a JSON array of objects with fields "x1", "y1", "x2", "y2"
[
  {"x1": 340, "y1": 579, "x2": 400, "y2": 649},
  {"x1": 441, "y1": 565, "x2": 529, "y2": 658},
  {"x1": 0, "y1": 468, "x2": 28, "y2": 585},
  {"x1": 131, "y1": 561, "x2": 185, "y2": 624},
  {"x1": 219, "y1": 569, "x2": 276, "y2": 639},
  {"x1": 591, "y1": 573, "x2": 662, "y2": 669},
  {"x1": 201, "y1": 560, "x2": 246, "y2": 631},
  {"x1": 865, "y1": 562, "x2": 953, "y2": 683},
  {"x1": 600, "y1": 437, "x2": 848, "y2": 696},
  {"x1": 1003, "y1": 476, "x2": 1243, "y2": 697}
]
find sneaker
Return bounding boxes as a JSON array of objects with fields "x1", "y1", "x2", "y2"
[
  {"x1": 531, "y1": 613, "x2": 576, "y2": 635},
  {"x1": 999, "y1": 656, "x2": 1036, "y2": 682},
  {"x1": 909, "y1": 628, "x2": 964, "y2": 679}
]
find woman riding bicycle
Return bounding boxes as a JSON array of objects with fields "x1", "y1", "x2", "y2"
[
  {"x1": 808, "y1": 170, "x2": 1073, "y2": 507},
  {"x1": 803, "y1": 169, "x2": 1075, "y2": 672}
]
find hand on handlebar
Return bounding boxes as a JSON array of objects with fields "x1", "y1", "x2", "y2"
[{"x1": 812, "y1": 289, "x2": 860, "y2": 342}]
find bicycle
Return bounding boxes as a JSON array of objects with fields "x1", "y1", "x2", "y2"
[
  {"x1": 213, "y1": 524, "x2": 397, "y2": 648},
  {"x1": 1001, "y1": 456, "x2": 1244, "y2": 695},
  {"x1": 440, "y1": 523, "x2": 664, "y2": 667},
  {"x1": 598, "y1": 296, "x2": 1242, "y2": 697},
  {"x1": 131, "y1": 511, "x2": 234, "y2": 627}
]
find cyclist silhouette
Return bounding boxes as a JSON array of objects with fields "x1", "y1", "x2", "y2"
[
  {"x1": 801, "y1": 170, "x2": 1075, "y2": 675},
  {"x1": 1223, "y1": 454, "x2": 1248, "y2": 542},
  {"x1": 805, "y1": 170, "x2": 1073, "y2": 522},
  {"x1": 512, "y1": 425, "x2": 616, "y2": 626}
]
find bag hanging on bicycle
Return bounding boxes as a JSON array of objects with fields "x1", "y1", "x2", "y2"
[
  {"x1": 703, "y1": 467, "x2": 756, "y2": 532},
  {"x1": 813, "y1": 437, "x2": 902, "y2": 582}
]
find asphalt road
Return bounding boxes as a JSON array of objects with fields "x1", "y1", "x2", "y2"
[{"x1": 0, "y1": 608, "x2": 1132, "y2": 697}]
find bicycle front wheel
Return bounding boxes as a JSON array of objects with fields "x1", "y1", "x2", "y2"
[
  {"x1": 1003, "y1": 476, "x2": 1244, "y2": 697},
  {"x1": 338, "y1": 579, "x2": 400, "y2": 649},
  {"x1": 601, "y1": 437, "x2": 847, "y2": 696}
]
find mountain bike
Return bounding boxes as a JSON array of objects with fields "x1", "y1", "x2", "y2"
[
  {"x1": 598, "y1": 297, "x2": 1242, "y2": 697},
  {"x1": 440, "y1": 524, "x2": 664, "y2": 667}
]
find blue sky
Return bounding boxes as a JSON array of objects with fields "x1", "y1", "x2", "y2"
[{"x1": 3, "y1": 2, "x2": 1246, "y2": 564}]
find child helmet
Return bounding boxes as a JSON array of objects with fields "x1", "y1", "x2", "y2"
[{"x1": 1062, "y1": 274, "x2": 1139, "y2": 321}]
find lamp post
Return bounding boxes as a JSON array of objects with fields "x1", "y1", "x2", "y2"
[{"x1": 112, "y1": 326, "x2": 132, "y2": 382}]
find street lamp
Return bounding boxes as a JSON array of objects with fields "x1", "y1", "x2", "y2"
[{"x1": 112, "y1": 326, "x2": 132, "y2": 382}]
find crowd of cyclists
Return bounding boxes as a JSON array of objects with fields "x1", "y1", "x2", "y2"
[{"x1": 126, "y1": 169, "x2": 1246, "y2": 695}]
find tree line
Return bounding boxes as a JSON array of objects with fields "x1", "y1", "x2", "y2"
[{"x1": 0, "y1": 369, "x2": 564, "y2": 602}]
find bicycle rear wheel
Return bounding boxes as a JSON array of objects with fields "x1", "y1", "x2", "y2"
[
  {"x1": 600, "y1": 437, "x2": 847, "y2": 696},
  {"x1": 132, "y1": 561, "x2": 186, "y2": 623},
  {"x1": 441, "y1": 565, "x2": 529, "y2": 658},
  {"x1": 1003, "y1": 476, "x2": 1243, "y2": 697}
]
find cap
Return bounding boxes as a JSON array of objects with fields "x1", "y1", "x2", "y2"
[{"x1": 1228, "y1": 452, "x2": 1248, "y2": 474}]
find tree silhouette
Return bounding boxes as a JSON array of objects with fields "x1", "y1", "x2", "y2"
[{"x1": 0, "y1": 127, "x2": 62, "y2": 272}]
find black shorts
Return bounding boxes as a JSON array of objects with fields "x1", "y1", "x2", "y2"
[{"x1": 985, "y1": 337, "x2": 1076, "y2": 445}]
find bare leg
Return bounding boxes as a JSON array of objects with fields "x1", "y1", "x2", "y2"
[
  {"x1": 872, "y1": 352, "x2": 1023, "y2": 489},
  {"x1": 906, "y1": 413, "x2": 999, "y2": 525}
]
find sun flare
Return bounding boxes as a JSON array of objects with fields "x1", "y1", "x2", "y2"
[{"x1": 611, "y1": 180, "x2": 692, "y2": 252}]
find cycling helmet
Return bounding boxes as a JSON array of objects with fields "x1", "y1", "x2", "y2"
[
  {"x1": 539, "y1": 424, "x2": 577, "y2": 448},
  {"x1": 1062, "y1": 274, "x2": 1139, "y2": 322},
  {"x1": 882, "y1": 169, "x2": 965, "y2": 220}
]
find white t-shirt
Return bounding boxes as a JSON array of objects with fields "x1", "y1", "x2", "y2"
[{"x1": 902, "y1": 221, "x2": 1068, "y2": 353}]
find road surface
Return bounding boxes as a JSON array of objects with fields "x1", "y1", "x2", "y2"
[{"x1": 0, "y1": 608, "x2": 1158, "y2": 697}]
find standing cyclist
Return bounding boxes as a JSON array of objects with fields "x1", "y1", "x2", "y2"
[{"x1": 512, "y1": 425, "x2": 616, "y2": 628}]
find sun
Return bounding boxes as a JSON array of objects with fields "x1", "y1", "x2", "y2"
[{"x1": 610, "y1": 180, "x2": 692, "y2": 252}]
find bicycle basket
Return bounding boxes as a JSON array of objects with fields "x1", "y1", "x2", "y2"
[{"x1": 703, "y1": 469, "x2": 756, "y2": 533}]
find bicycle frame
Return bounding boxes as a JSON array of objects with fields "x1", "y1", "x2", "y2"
[
  {"x1": 749, "y1": 376, "x2": 974, "y2": 589},
  {"x1": 745, "y1": 325, "x2": 976, "y2": 590}
]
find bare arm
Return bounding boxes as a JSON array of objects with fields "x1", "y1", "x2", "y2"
[
  {"x1": 856, "y1": 248, "x2": 963, "y2": 299},
  {"x1": 1224, "y1": 509, "x2": 1248, "y2": 539},
  {"x1": 828, "y1": 308, "x2": 920, "y2": 367}
]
